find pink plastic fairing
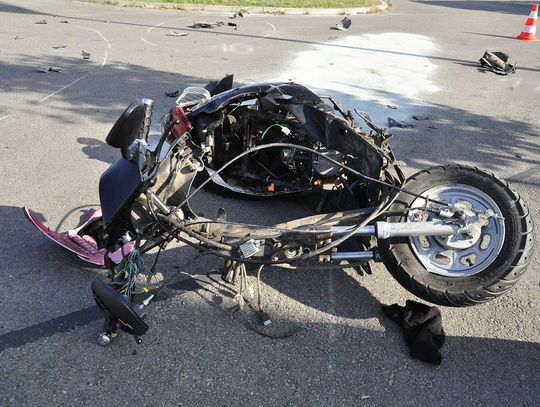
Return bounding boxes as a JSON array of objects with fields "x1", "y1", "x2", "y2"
[
  {"x1": 23, "y1": 207, "x2": 106, "y2": 266},
  {"x1": 107, "y1": 240, "x2": 135, "y2": 264}
]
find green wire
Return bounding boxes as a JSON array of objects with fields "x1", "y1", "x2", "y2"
[{"x1": 260, "y1": 123, "x2": 285, "y2": 140}]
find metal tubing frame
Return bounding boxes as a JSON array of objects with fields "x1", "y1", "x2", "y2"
[
  {"x1": 331, "y1": 221, "x2": 465, "y2": 240},
  {"x1": 331, "y1": 251, "x2": 374, "y2": 261}
]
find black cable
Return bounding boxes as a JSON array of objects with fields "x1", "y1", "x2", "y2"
[
  {"x1": 54, "y1": 204, "x2": 100, "y2": 232},
  {"x1": 156, "y1": 213, "x2": 233, "y2": 251},
  {"x1": 171, "y1": 142, "x2": 447, "y2": 212},
  {"x1": 152, "y1": 251, "x2": 207, "y2": 299},
  {"x1": 160, "y1": 193, "x2": 395, "y2": 266},
  {"x1": 149, "y1": 245, "x2": 163, "y2": 275}
]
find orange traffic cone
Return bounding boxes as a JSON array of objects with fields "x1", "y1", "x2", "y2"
[{"x1": 517, "y1": 4, "x2": 538, "y2": 40}]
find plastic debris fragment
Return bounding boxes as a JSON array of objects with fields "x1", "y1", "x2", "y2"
[
  {"x1": 192, "y1": 21, "x2": 224, "y2": 29},
  {"x1": 332, "y1": 17, "x2": 351, "y2": 31},
  {"x1": 388, "y1": 117, "x2": 414, "y2": 128},
  {"x1": 36, "y1": 66, "x2": 63, "y2": 73}
]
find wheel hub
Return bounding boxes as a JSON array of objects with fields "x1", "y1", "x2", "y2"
[{"x1": 407, "y1": 184, "x2": 505, "y2": 277}]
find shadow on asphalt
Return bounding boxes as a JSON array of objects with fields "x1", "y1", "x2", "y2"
[{"x1": 2, "y1": 51, "x2": 538, "y2": 174}]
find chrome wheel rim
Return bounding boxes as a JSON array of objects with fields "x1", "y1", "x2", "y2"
[{"x1": 407, "y1": 184, "x2": 505, "y2": 277}]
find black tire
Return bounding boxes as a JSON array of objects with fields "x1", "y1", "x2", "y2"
[{"x1": 379, "y1": 165, "x2": 534, "y2": 307}]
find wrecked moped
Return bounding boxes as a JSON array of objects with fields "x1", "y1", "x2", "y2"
[{"x1": 24, "y1": 76, "x2": 534, "y2": 346}]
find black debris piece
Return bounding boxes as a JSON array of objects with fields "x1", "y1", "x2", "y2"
[
  {"x1": 192, "y1": 21, "x2": 224, "y2": 29},
  {"x1": 412, "y1": 115, "x2": 429, "y2": 120},
  {"x1": 386, "y1": 104, "x2": 397, "y2": 109},
  {"x1": 52, "y1": 45, "x2": 67, "y2": 49},
  {"x1": 36, "y1": 66, "x2": 63, "y2": 73},
  {"x1": 228, "y1": 22, "x2": 238, "y2": 29},
  {"x1": 59, "y1": 20, "x2": 69, "y2": 23},
  {"x1": 388, "y1": 117, "x2": 414, "y2": 128},
  {"x1": 165, "y1": 90, "x2": 179, "y2": 98},
  {"x1": 382, "y1": 300, "x2": 445, "y2": 365},
  {"x1": 230, "y1": 12, "x2": 244, "y2": 18},
  {"x1": 167, "y1": 31, "x2": 189, "y2": 37},
  {"x1": 81, "y1": 50, "x2": 91, "y2": 59},
  {"x1": 479, "y1": 50, "x2": 516, "y2": 75},
  {"x1": 332, "y1": 16, "x2": 351, "y2": 31},
  {"x1": 35, "y1": 19, "x2": 47, "y2": 24}
]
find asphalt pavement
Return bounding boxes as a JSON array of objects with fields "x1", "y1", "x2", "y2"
[{"x1": 0, "y1": 0, "x2": 539, "y2": 406}]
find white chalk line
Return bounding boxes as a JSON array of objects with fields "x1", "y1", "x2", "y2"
[
  {"x1": 0, "y1": 114, "x2": 11, "y2": 121},
  {"x1": 73, "y1": 24, "x2": 111, "y2": 49},
  {"x1": 140, "y1": 37, "x2": 157, "y2": 46},
  {"x1": 141, "y1": 21, "x2": 164, "y2": 45},
  {"x1": 260, "y1": 23, "x2": 276, "y2": 41},
  {"x1": 39, "y1": 74, "x2": 90, "y2": 103},
  {"x1": 147, "y1": 22, "x2": 164, "y2": 33},
  {"x1": 37, "y1": 23, "x2": 111, "y2": 104},
  {"x1": 73, "y1": 24, "x2": 111, "y2": 68}
]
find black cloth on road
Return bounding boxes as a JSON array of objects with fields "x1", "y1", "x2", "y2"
[{"x1": 382, "y1": 300, "x2": 445, "y2": 365}]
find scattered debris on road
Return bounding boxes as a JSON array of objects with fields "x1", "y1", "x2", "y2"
[
  {"x1": 192, "y1": 21, "x2": 224, "y2": 29},
  {"x1": 14, "y1": 35, "x2": 23, "y2": 40},
  {"x1": 479, "y1": 51, "x2": 516, "y2": 75},
  {"x1": 230, "y1": 12, "x2": 244, "y2": 19},
  {"x1": 36, "y1": 66, "x2": 62, "y2": 73},
  {"x1": 81, "y1": 50, "x2": 91, "y2": 59},
  {"x1": 332, "y1": 16, "x2": 351, "y2": 31},
  {"x1": 59, "y1": 20, "x2": 69, "y2": 24},
  {"x1": 412, "y1": 115, "x2": 429, "y2": 120},
  {"x1": 165, "y1": 90, "x2": 179, "y2": 98},
  {"x1": 388, "y1": 117, "x2": 414, "y2": 128},
  {"x1": 167, "y1": 31, "x2": 189, "y2": 37},
  {"x1": 52, "y1": 45, "x2": 67, "y2": 49},
  {"x1": 428, "y1": 124, "x2": 439, "y2": 129},
  {"x1": 35, "y1": 19, "x2": 47, "y2": 24}
]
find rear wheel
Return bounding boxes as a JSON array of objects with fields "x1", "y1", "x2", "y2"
[{"x1": 379, "y1": 165, "x2": 534, "y2": 306}]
